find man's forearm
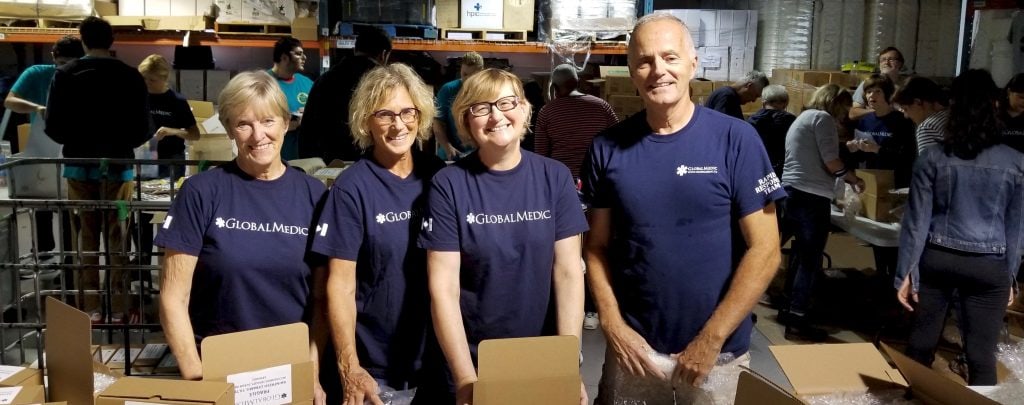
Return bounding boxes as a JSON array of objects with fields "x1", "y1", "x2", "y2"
[{"x1": 699, "y1": 233, "x2": 779, "y2": 342}]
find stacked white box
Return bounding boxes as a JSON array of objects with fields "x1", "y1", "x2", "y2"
[{"x1": 701, "y1": 46, "x2": 730, "y2": 81}]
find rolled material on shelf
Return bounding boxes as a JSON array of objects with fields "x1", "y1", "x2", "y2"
[
  {"x1": 755, "y1": 0, "x2": 814, "y2": 73},
  {"x1": 0, "y1": 0, "x2": 93, "y2": 19}
]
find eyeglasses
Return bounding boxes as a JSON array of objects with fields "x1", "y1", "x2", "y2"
[
  {"x1": 468, "y1": 96, "x2": 519, "y2": 117},
  {"x1": 371, "y1": 108, "x2": 420, "y2": 125},
  {"x1": 879, "y1": 57, "x2": 901, "y2": 63}
]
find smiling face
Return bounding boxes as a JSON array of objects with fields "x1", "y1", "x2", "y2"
[
  {"x1": 878, "y1": 50, "x2": 903, "y2": 76},
  {"x1": 465, "y1": 83, "x2": 527, "y2": 151},
  {"x1": 367, "y1": 85, "x2": 418, "y2": 159},
  {"x1": 228, "y1": 103, "x2": 287, "y2": 172},
  {"x1": 628, "y1": 19, "x2": 698, "y2": 110}
]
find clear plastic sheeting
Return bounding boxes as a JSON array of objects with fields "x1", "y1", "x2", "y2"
[
  {"x1": 801, "y1": 390, "x2": 918, "y2": 405},
  {"x1": 538, "y1": 0, "x2": 636, "y2": 42},
  {"x1": 752, "y1": 0, "x2": 814, "y2": 73},
  {"x1": 371, "y1": 387, "x2": 416, "y2": 405},
  {"x1": 93, "y1": 372, "x2": 118, "y2": 395},
  {"x1": 0, "y1": 0, "x2": 93, "y2": 19},
  {"x1": 915, "y1": 0, "x2": 962, "y2": 78},
  {"x1": 864, "y1": 0, "x2": 917, "y2": 73},
  {"x1": 604, "y1": 350, "x2": 748, "y2": 405},
  {"x1": 811, "y1": 0, "x2": 864, "y2": 71}
]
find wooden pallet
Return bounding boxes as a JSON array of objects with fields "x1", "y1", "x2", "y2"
[
  {"x1": 1, "y1": 18, "x2": 81, "y2": 29},
  {"x1": 441, "y1": 28, "x2": 526, "y2": 42},
  {"x1": 214, "y1": 22, "x2": 291, "y2": 35}
]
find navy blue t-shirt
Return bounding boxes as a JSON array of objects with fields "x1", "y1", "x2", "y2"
[
  {"x1": 853, "y1": 111, "x2": 916, "y2": 187},
  {"x1": 418, "y1": 150, "x2": 588, "y2": 359},
  {"x1": 310, "y1": 152, "x2": 445, "y2": 384},
  {"x1": 154, "y1": 161, "x2": 327, "y2": 341},
  {"x1": 149, "y1": 89, "x2": 197, "y2": 158},
  {"x1": 581, "y1": 107, "x2": 785, "y2": 357}
]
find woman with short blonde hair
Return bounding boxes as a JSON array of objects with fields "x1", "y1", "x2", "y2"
[
  {"x1": 416, "y1": 68, "x2": 587, "y2": 404},
  {"x1": 311, "y1": 63, "x2": 445, "y2": 404},
  {"x1": 156, "y1": 70, "x2": 329, "y2": 401}
]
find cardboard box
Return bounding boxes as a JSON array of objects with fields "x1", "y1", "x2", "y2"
[
  {"x1": 699, "y1": 46, "x2": 730, "y2": 81},
  {"x1": 94, "y1": 0, "x2": 117, "y2": 16},
  {"x1": 734, "y1": 370, "x2": 804, "y2": 405},
  {"x1": 436, "y1": 0, "x2": 535, "y2": 31},
  {"x1": 106, "y1": 347, "x2": 143, "y2": 370},
  {"x1": 96, "y1": 377, "x2": 234, "y2": 405},
  {"x1": 598, "y1": 66, "x2": 635, "y2": 97},
  {"x1": 768, "y1": 343, "x2": 907, "y2": 396},
  {"x1": 862, "y1": 193, "x2": 898, "y2": 222},
  {"x1": 45, "y1": 297, "x2": 122, "y2": 405},
  {"x1": 0, "y1": 385, "x2": 45, "y2": 404},
  {"x1": 201, "y1": 323, "x2": 315, "y2": 405},
  {"x1": 118, "y1": 0, "x2": 144, "y2": 16},
  {"x1": 608, "y1": 95, "x2": 644, "y2": 119},
  {"x1": 0, "y1": 366, "x2": 42, "y2": 387},
  {"x1": 474, "y1": 336, "x2": 580, "y2": 405},
  {"x1": 291, "y1": 17, "x2": 317, "y2": 41},
  {"x1": 880, "y1": 343, "x2": 1000, "y2": 405},
  {"x1": 690, "y1": 80, "x2": 713, "y2": 97},
  {"x1": 154, "y1": 350, "x2": 180, "y2": 375},
  {"x1": 783, "y1": 83, "x2": 817, "y2": 115},
  {"x1": 133, "y1": 343, "x2": 169, "y2": 368},
  {"x1": 857, "y1": 169, "x2": 894, "y2": 196}
]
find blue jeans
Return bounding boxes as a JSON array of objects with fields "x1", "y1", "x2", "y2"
[{"x1": 781, "y1": 186, "x2": 832, "y2": 318}]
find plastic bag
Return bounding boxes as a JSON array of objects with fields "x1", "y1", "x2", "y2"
[
  {"x1": 840, "y1": 183, "x2": 863, "y2": 220},
  {"x1": 606, "y1": 350, "x2": 748, "y2": 405},
  {"x1": 801, "y1": 389, "x2": 916, "y2": 405},
  {"x1": 369, "y1": 386, "x2": 416, "y2": 405}
]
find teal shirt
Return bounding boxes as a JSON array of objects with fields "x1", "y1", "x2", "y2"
[
  {"x1": 10, "y1": 64, "x2": 56, "y2": 125},
  {"x1": 270, "y1": 70, "x2": 313, "y2": 114}
]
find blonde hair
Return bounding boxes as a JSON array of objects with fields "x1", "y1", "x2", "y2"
[
  {"x1": 806, "y1": 84, "x2": 853, "y2": 119},
  {"x1": 348, "y1": 63, "x2": 436, "y2": 150},
  {"x1": 461, "y1": 51, "x2": 484, "y2": 69},
  {"x1": 217, "y1": 71, "x2": 290, "y2": 129},
  {"x1": 450, "y1": 68, "x2": 531, "y2": 148},
  {"x1": 138, "y1": 54, "x2": 171, "y2": 80}
]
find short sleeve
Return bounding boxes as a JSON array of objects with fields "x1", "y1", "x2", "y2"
[
  {"x1": 11, "y1": 66, "x2": 48, "y2": 104},
  {"x1": 418, "y1": 174, "x2": 461, "y2": 251},
  {"x1": 813, "y1": 113, "x2": 841, "y2": 163},
  {"x1": 581, "y1": 137, "x2": 612, "y2": 209},
  {"x1": 729, "y1": 126, "x2": 787, "y2": 217},
  {"x1": 310, "y1": 183, "x2": 365, "y2": 260},
  {"x1": 435, "y1": 84, "x2": 453, "y2": 119},
  {"x1": 853, "y1": 82, "x2": 866, "y2": 106},
  {"x1": 153, "y1": 178, "x2": 210, "y2": 255},
  {"x1": 175, "y1": 96, "x2": 197, "y2": 128},
  {"x1": 552, "y1": 165, "x2": 588, "y2": 240}
]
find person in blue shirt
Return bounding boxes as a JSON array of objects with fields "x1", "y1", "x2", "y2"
[
  {"x1": 432, "y1": 52, "x2": 484, "y2": 161},
  {"x1": 896, "y1": 69, "x2": 1024, "y2": 386},
  {"x1": 704, "y1": 70, "x2": 768, "y2": 120},
  {"x1": 847, "y1": 74, "x2": 916, "y2": 188},
  {"x1": 3, "y1": 36, "x2": 83, "y2": 260},
  {"x1": 581, "y1": 13, "x2": 786, "y2": 404},
  {"x1": 155, "y1": 71, "x2": 327, "y2": 403},
  {"x1": 310, "y1": 63, "x2": 445, "y2": 404},
  {"x1": 269, "y1": 36, "x2": 313, "y2": 161},
  {"x1": 416, "y1": 68, "x2": 588, "y2": 405}
]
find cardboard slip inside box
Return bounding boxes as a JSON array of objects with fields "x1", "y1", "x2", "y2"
[
  {"x1": 474, "y1": 335, "x2": 581, "y2": 405},
  {"x1": 45, "y1": 298, "x2": 124, "y2": 405}
]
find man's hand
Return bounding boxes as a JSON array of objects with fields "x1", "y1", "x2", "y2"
[
  {"x1": 671, "y1": 332, "x2": 723, "y2": 388},
  {"x1": 313, "y1": 379, "x2": 327, "y2": 405},
  {"x1": 603, "y1": 322, "x2": 666, "y2": 379},
  {"x1": 579, "y1": 381, "x2": 588, "y2": 405},
  {"x1": 342, "y1": 367, "x2": 382, "y2": 405}
]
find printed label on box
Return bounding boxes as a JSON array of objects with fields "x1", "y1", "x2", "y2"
[
  {"x1": 461, "y1": 0, "x2": 503, "y2": 29},
  {"x1": 109, "y1": 348, "x2": 143, "y2": 364},
  {"x1": 227, "y1": 364, "x2": 292, "y2": 405},
  {"x1": 0, "y1": 365, "x2": 25, "y2": 380},
  {"x1": 158, "y1": 352, "x2": 178, "y2": 367},
  {"x1": 0, "y1": 387, "x2": 22, "y2": 405}
]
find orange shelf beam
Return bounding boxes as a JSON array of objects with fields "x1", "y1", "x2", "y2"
[{"x1": 0, "y1": 28, "x2": 319, "y2": 49}]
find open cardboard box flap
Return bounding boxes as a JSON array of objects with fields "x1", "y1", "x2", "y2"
[
  {"x1": 201, "y1": 323, "x2": 314, "y2": 403},
  {"x1": 46, "y1": 297, "x2": 122, "y2": 405},
  {"x1": 96, "y1": 377, "x2": 233, "y2": 404},
  {"x1": 769, "y1": 343, "x2": 908, "y2": 396},
  {"x1": 734, "y1": 369, "x2": 806, "y2": 405},
  {"x1": 474, "y1": 336, "x2": 580, "y2": 405},
  {"x1": 0, "y1": 365, "x2": 43, "y2": 387},
  {"x1": 879, "y1": 343, "x2": 999, "y2": 405},
  {"x1": 0, "y1": 385, "x2": 45, "y2": 404}
]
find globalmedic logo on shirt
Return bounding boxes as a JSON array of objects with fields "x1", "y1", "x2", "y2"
[
  {"x1": 676, "y1": 165, "x2": 719, "y2": 176},
  {"x1": 376, "y1": 210, "x2": 413, "y2": 224},
  {"x1": 755, "y1": 172, "x2": 782, "y2": 195},
  {"x1": 465, "y1": 210, "x2": 552, "y2": 225},
  {"x1": 214, "y1": 217, "x2": 308, "y2": 235}
]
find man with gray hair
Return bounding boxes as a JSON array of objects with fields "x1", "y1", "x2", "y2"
[
  {"x1": 747, "y1": 84, "x2": 796, "y2": 177},
  {"x1": 705, "y1": 70, "x2": 770, "y2": 120},
  {"x1": 582, "y1": 12, "x2": 784, "y2": 404}
]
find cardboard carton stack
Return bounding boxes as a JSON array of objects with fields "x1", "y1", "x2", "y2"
[
  {"x1": 592, "y1": 66, "x2": 643, "y2": 120},
  {"x1": 187, "y1": 100, "x2": 234, "y2": 165},
  {"x1": 772, "y1": 68, "x2": 861, "y2": 90},
  {"x1": 662, "y1": 9, "x2": 758, "y2": 82},
  {"x1": 436, "y1": 0, "x2": 535, "y2": 31}
]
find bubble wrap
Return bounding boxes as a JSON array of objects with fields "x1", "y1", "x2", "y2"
[
  {"x1": 370, "y1": 386, "x2": 416, "y2": 405},
  {"x1": 93, "y1": 372, "x2": 119, "y2": 395},
  {"x1": 801, "y1": 389, "x2": 917, "y2": 405},
  {"x1": 988, "y1": 342, "x2": 1024, "y2": 403},
  {"x1": 606, "y1": 349, "x2": 748, "y2": 405}
]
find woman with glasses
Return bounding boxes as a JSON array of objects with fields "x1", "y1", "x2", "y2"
[
  {"x1": 414, "y1": 68, "x2": 588, "y2": 405},
  {"x1": 309, "y1": 63, "x2": 445, "y2": 404}
]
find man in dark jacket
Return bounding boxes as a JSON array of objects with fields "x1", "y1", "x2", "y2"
[
  {"x1": 298, "y1": 26, "x2": 391, "y2": 163},
  {"x1": 747, "y1": 84, "x2": 796, "y2": 177},
  {"x1": 705, "y1": 70, "x2": 768, "y2": 120},
  {"x1": 45, "y1": 16, "x2": 151, "y2": 319}
]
